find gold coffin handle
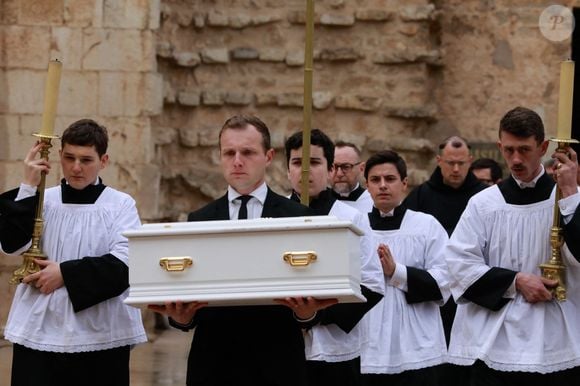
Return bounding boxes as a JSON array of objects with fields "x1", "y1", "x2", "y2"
[
  {"x1": 283, "y1": 251, "x2": 317, "y2": 267},
  {"x1": 159, "y1": 256, "x2": 193, "y2": 272}
]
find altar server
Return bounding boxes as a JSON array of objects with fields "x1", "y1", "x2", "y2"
[
  {"x1": 446, "y1": 106, "x2": 580, "y2": 385},
  {"x1": 359, "y1": 150, "x2": 450, "y2": 386},
  {"x1": 0, "y1": 119, "x2": 147, "y2": 386}
]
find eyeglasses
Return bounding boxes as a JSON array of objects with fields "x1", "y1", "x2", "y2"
[
  {"x1": 441, "y1": 160, "x2": 469, "y2": 168},
  {"x1": 334, "y1": 162, "x2": 361, "y2": 172}
]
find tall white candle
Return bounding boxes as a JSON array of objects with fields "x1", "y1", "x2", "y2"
[
  {"x1": 39, "y1": 60, "x2": 62, "y2": 136},
  {"x1": 557, "y1": 60, "x2": 574, "y2": 139}
]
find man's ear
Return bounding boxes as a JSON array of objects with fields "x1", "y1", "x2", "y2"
[{"x1": 100, "y1": 154, "x2": 109, "y2": 169}]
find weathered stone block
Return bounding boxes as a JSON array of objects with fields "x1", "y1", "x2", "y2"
[
  {"x1": 63, "y1": 0, "x2": 102, "y2": 27},
  {"x1": 201, "y1": 91, "x2": 225, "y2": 106},
  {"x1": 19, "y1": 0, "x2": 64, "y2": 25},
  {"x1": 0, "y1": 26, "x2": 50, "y2": 69},
  {"x1": 373, "y1": 44, "x2": 442, "y2": 65},
  {"x1": 231, "y1": 47, "x2": 259, "y2": 60},
  {"x1": 0, "y1": 114, "x2": 22, "y2": 160},
  {"x1": 252, "y1": 14, "x2": 282, "y2": 26},
  {"x1": 398, "y1": 24, "x2": 419, "y2": 37},
  {"x1": 335, "y1": 94, "x2": 381, "y2": 111},
  {"x1": 384, "y1": 104, "x2": 438, "y2": 121},
  {"x1": 285, "y1": 51, "x2": 304, "y2": 66},
  {"x1": 229, "y1": 14, "x2": 252, "y2": 29},
  {"x1": 51, "y1": 27, "x2": 83, "y2": 70},
  {"x1": 163, "y1": 80, "x2": 176, "y2": 104},
  {"x1": 313, "y1": 91, "x2": 333, "y2": 110},
  {"x1": 178, "y1": 91, "x2": 200, "y2": 106},
  {"x1": 174, "y1": 51, "x2": 201, "y2": 67},
  {"x1": 400, "y1": 4, "x2": 436, "y2": 22},
  {"x1": 320, "y1": 13, "x2": 355, "y2": 27},
  {"x1": 60, "y1": 71, "x2": 98, "y2": 116},
  {"x1": 179, "y1": 127, "x2": 199, "y2": 147},
  {"x1": 102, "y1": 116, "x2": 153, "y2": 164},
  {"x1": 103, "y1": 0, "x2": 153, "y2": 29},
  {"x1": 319, "y1": 47, "x2": 360, "y2": 62},
  {"x1": 133, "y1": 163, "x2": 161, "y2": 220},
  {"x1": 259, "y1": 48, "x2": 286, "y2": 62},
  {"x1": 143, "y1": 72, "x2": 163, "y2": 116},
  {"x1": 355, "y1": 9, "x2": 394, "y2": 22},
  {"x1": 154, "y1": 126, "x2": 177, "y2": 145},
  {"x1": 198, "y1": 126, "x2": 219, "y2": 146},
  {"x1": 193, "y1": 12, "x2": 205, "y2": 28},
  {"x1": 225, "y1": 92, "x2": 252, "y2": 105},
  {"x1": 0, "y1": 0, "x2": 18, "y2": 24},
  {"x1": 82, "y1": 29, "x2": 155, "y2": 71},
  {"x1": 207, "y1": 10, "x2": 228, "y2": 27},
  {"x1": 492, "y1": 40, "x2": 514, "y2": 70},
  {"x1": 2, "y1": 70, "x2": 44, "y2": 114},
  {"x1": 157, "y1": 41, "x2": 173, "y2": 58},
  {"x1": 255, "y1": 93, "x2": 278, "y2": 106},
  {"x1": 277, "y1": 93, "x2": 303, "y2": 107},
  {"x1": 201, "y1": 48, "x2": 229, "y2": 64}
]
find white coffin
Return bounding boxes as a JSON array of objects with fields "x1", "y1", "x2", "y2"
[{"x1": 124, "y1": 216, "x2": 365, "y2": 307}]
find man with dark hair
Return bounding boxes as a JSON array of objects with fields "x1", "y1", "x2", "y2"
[
  {"x1": 446, "y1": 106, "x2": 580, "y2": 385},
  {"x1": 470, "y1": 158, "x2": 503, "y2": 185},
  {"x1": 359, "y1": 150, "x2": 450, "y2": 386},
  {"x1": 0, "y1": 119, "x2": 147, "y2": 386},
  {"x1": 331, "y1": 141, "x2": 373, "y2": 213},
  {"x1": 284, "y1": 129, "x2": 384, "y2": 386},
  {"x1": 150, "y1": 115, "x2": 336, "y2": 386}
]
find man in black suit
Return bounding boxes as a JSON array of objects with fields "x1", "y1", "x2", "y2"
[{"x1": 149, "y1": 115, "x2": 336, "y2": 386}]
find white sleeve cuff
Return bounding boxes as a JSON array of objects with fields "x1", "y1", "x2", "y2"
[
  {"x1": 559, "y1": 191, "x2": 580, "y2": 224},
  {"x1": 503, "y1": 276, "x2": 517, "y2": 298},
  {"x1": 16, "y1": 183, "x2": 37, "y2": 201},
  {"x1": 387, "y1": 263, "x2": 408, "y2": 292}
]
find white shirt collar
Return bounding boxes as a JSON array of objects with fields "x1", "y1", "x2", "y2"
[
  {"x1": 227, "y1": 181, "x2": 268, "y2": 205},
  {"x1": 512, "y1": 165, "x2": 545, "y2": 189}
]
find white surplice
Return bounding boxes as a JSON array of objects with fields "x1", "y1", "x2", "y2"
[
  {"x1": 361, "y1": 209, "x2": 450, "y2": 374},
  {"x1": 3, "y1": 185, "x2": 147, "y2": 353},
  {"x1": 446, "y1": 185, "x2": 580, "y2": 373}
]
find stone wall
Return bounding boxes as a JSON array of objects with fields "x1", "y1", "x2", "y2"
[{"x1": 0, "y1": 0, "x2": 572, "y2": 332}]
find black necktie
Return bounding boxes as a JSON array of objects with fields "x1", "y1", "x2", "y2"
[{"x1": 237, "y1": 195, "x2": 253, "y2": 219}]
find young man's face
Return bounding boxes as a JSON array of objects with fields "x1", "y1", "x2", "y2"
[
  {"x1": 220, "y1": 125, "x2": 274, "y2": 195},
  {"x1": 498, "y1": 131, "x2": 548, "y2": 183},
  {"x1": 366, "y1": 162, "x2": 407, "y2": 213},
  {"x1": 60, "y1": 144, "x2": 108, "y2": 190},
  {"x1": 332, "y1": 146, "x2": 364, "y2": 195},
  {"x1": 287, "y1": 144, "x2": 331, "y2": 199},
  {"x1": 436, "y1": 145, "x2": 472, "y2": 189}
]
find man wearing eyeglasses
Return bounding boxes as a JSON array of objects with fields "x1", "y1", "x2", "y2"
[
  {"x1": 403, "y1": 135, "x2": 487, "y2": 386},
  {"x1": 331, "y1": 141, "x2": 374, "y2": 213}
]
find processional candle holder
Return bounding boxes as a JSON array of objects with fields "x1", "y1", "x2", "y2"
[
  {"x1": 539, "y1": 59, "x2": 576, "y2": 301},
  {"x1": 539, "y1": 138, "x2": 579, "y2": 301},
  {"x1": 9, "y1": 59, "x2": 62, "y2": 284},
  {"x1": 9, "y1": 134, "x2": 59, "y2": 284}
]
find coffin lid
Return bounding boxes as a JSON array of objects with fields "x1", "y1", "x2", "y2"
[{"x1": 123, "y1": 215, "x2": 364, "y2": 238}]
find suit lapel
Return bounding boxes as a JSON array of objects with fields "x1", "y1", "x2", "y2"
[
  {"x1": 261, "y1": 188, "x2": 279, "y2": 218},
  {"x1": 215, "y1": 194, "x2": 230, "y2": 220}
]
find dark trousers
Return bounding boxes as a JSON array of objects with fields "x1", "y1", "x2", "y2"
[
  {"x1": 437, "y1": 363, "x2": 471, "y2": 386},
  {"x1": 471, "y1": 360, "x2": 580, "y2": 386},
  {"x1": 307, "y1": 357, "x2": 361, "y2": 386},
  {"x1": 361, "y1": 366, "x2": 438, "y2": 386},
  {"x1": 11, "y1": 344, "x2": 130, "y2": 386}
]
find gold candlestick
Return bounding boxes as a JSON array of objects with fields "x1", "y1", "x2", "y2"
[
  {"x1": 9, "y1": 60, "x2": 62, "y2": 284},
  {"x1": 539, "y1": 59, "x2": 577, "y2": 301}
]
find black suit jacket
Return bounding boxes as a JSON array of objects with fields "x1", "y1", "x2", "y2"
[{"x1": 182, "y1": 188, "x2": 311, "y2": 386}]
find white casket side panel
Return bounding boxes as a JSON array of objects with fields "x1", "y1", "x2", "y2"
[{"x1": 124, "y1": 216, "x2": 365, "y2": 306}]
